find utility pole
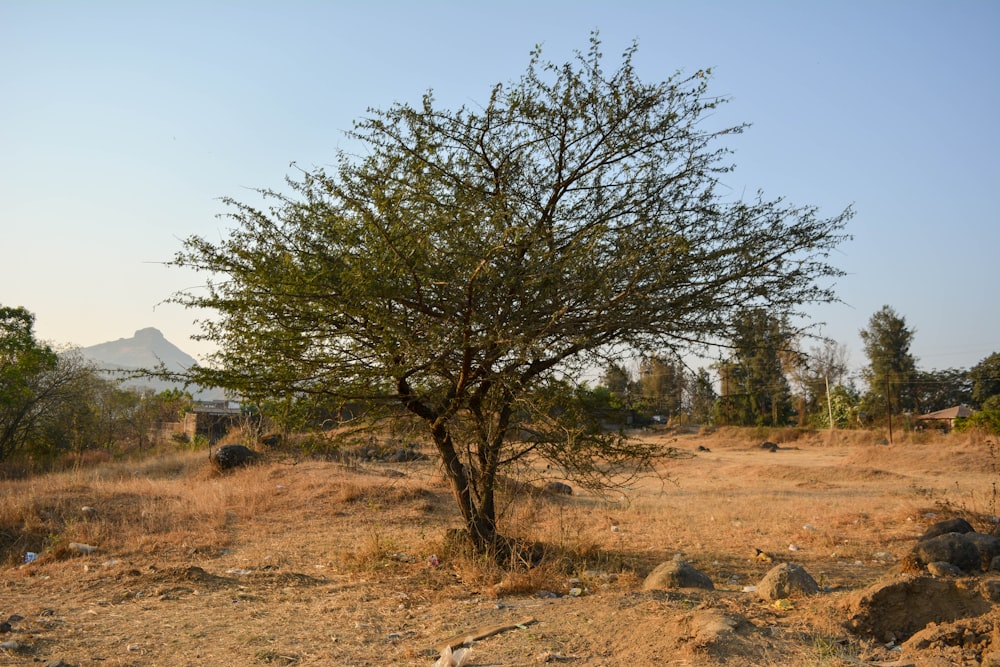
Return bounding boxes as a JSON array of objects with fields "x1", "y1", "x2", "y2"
[
  {"x1": 885, "y1": 372, "x2": 893, "y2": 445},
  {"x1": 825, "y1": 375, "x2": 835, "y2": 430}
]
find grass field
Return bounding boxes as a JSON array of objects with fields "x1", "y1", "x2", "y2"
[{"x1": 2, "y1": 426, "x2": 998, "y2": 666}]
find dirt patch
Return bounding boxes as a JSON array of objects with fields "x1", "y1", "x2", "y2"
[{"x1": 841, "y1": 575, "x2": 994, "y2": 642}]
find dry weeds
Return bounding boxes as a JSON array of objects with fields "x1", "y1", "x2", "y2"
[{"x1": 1, "y1": 427, "x2": 999, "y2": 666}]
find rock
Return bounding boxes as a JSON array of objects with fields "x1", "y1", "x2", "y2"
[
  {"x1": 544, "y1": 482, "x2": 573, "y2": 496},
  {"x1": 927, "y1": 561, "x2": 963, "y2": 577},
  {"x1": 211, "y1": 444, "x2": 259, "y2": 470},
  {"x1": 911, "y1": 533, "x2": 982, "y2": 572},
  {"x1": 760, "y1": 441, "x2": 778, "y2": 452},
  {"x1": 642, "y1": 560, "x2": 714, "y2": 591},
  {"x1": 965, "y1": 532, "x2": 1000, "y2": 568},
  {"x1": 919, "y1": 518, "x2": 975, "y2": 541},
  {"x1": 990, "y1": 555, "x2": 1000, "y2": 572},
  {"x1": 756, "y1": 563, "x2": 818, "y2": 600},
  {"x1": 981, "y1": 579, "x2": 1000, "y2": 602}
]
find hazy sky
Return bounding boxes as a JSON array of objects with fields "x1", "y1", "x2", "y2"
[{"x1": 2, "y1": 1, "x2": 997, "y2": 378}]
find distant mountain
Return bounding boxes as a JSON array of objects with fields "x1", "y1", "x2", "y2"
[{"x1": 76, "y1": 327, "x2": 225, "y2": 399}]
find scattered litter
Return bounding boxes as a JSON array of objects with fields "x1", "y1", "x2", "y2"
[
  {"x1": 68, "y1": 543, "x2": 97, "y2": 555},
  {"x1": 426, "y1": 555, "x2": 440, "y2": 568},
  {"x1": 788, "y1": 544, "x2": 801, "y2": 552},
  {"x1": 802, "y1": 524, "x2": 816, "y2": 531},
  {"x1": 23, "y1": 552, "x2": 37, "y2": 564},
  {"x1": 0, "y1": 640, "x2": 19, "y2": 651},
  {"x1": 226, "y1": 569, "x2": 252, "y2": 575},
  {"x1": 742, "y1": 585, "x2": 757, "y2": 593}
]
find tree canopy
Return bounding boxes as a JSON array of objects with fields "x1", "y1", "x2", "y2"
[
  {"x1": 171, "y1": 36, "x2": 852, "y2": 556},
  {"x1": 860, "y1": 305, "x2": 918, "y2": 416}
]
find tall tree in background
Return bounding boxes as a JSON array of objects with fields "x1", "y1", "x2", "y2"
[
  {"x1": 717, "y1": 309, "x2": 795, "y2": 426},
  {"x1": 170, "y1": 36, "x2": 852, "y2": 557},
  {"x1": 600, "y1": 362, "x2": 635, "y2": 407},
  {"x1": 860, "y1": 305, "x2": 917, "y2": 417},
  {"x1": 688, "y1": 367, "x2": 717, "y2": 425},
  {"x1": 638, "y1": 354, "x2": 686, "y2": 420}
]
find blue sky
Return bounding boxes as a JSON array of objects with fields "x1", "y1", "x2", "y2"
[{"x1": 2, "y1": 1, "x2": 997, "y2": 378}]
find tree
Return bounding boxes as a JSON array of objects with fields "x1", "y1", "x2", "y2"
[
  {"x1": 716, "y1": 309, "x2": 795, "y2": 426},
  {"x1": 170, "y1": 36, "x2": 852, "y2": 557},
  {"x1": 600, "y1": 362, "x2": 635, "y2": 408},
  {"x1": 912, "y1": 368, "x2": 971, "y2": 414},
  {"x1": 688, "y1": 368, "x2": 717, "y2": 425},
  {"x1": 859, "y1": 305, "x2": 917, "y2": 417},
  {"x1": 789, "y1": 340, "x2": 849, "y2": 426},
  {"x1": 1, "y1": 306, "x2": 59, "y2": 460},
  {"x1": 969, "y1": 352, "x2": 1000, "y2": 409},
  {"x1": 638, "y1": 354, "x2": 686, "y2": 421}
]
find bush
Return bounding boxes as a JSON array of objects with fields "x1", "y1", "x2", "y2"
[{"x1": 955, "y1": 410, "x2": 1000, "y2": 436}]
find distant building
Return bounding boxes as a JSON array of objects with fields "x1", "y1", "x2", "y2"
[
  {"x1": 187, "y1": 401, "x2": 245, "y2": 442},
  {"x1": 916, "y1": 406, "x2": 974, "y2": 431}
]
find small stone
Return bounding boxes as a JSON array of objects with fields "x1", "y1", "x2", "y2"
[
  {"x1": 756, "y1": 563, "x2": 819, "y2": 600},
  {"x1": 642, "y1": 560, "x2": 714, "y2": 591}
]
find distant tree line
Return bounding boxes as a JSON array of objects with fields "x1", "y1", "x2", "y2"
[{"x1": 588, "y1": 304, "x2": 1000, "y2": 433}]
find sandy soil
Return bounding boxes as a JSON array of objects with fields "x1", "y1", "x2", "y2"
[{"x1": 2, "y1": 428, "x2": 999, "y2": 666}]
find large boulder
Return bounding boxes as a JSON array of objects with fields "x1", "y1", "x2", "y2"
[
  {"x1": 965, "y1": 533, "x2": 1000, "y2": 569},
  {"x1": 756, "y1": 563, "x2": 818, "y2": 600},
  {"x1": 211, "y1": 444, "x2": 259, "y2": 470},
  {"x1": 642, "y1": 560, "x2": 715, "y2": 591},
  {"x1": 911, "y1": 533, "x2": 982, "y2": 573},
  {"x1": 919, "y1": 518, "x2": 975, "y2": 541}
]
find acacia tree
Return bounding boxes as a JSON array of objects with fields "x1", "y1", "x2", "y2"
[{"x1": 170, "y1": 37, "x2": 852, "y2": 556}]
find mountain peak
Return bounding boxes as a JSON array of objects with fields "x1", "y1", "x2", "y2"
[
  {"x1": 74, "y1": 328, "x2": 224, "y2": 399},
  {"x1": 78, "y1": 328, "x2": 198, "y2": 371},
  {"x1": 133, "y1": 327, "x2": 166, "y2": 341}
]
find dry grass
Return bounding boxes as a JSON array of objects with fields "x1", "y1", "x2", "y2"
[{"x1": 1, "y1": 428, "x2": 999, "y2": 666}]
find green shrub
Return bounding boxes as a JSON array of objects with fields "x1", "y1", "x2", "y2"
[{"x1": 955, "y1": 410, "x2": 1000, "y2": 436}]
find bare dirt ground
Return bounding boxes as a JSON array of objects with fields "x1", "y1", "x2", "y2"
[{"x1": 2, "y1": 427, "x2": 1000, "y2": 666}]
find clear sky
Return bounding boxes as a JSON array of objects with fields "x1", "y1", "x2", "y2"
[{"x1": 2, "y1": 1, "x2": 998, "y2": 378}]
